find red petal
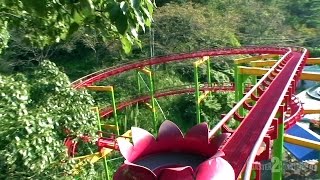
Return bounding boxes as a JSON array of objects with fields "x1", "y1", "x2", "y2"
[
  {"x1": 185, "y1": 123, "x2": 209, "y2": 143},
  {"x1": 158, "y1": 166, "x2": 194, "y2": 180},
  {"x1": 117, "y1": 138, "x2": 134, "y2": 161},
  {"x1": 114, "y1": 161, "x2": 156, "y2": 180},
  {"x1": 130, "y1": 127, "x2": 156, "y2": 161},
  {"x1": 195, "y1": 157, "x2": 235, "y2": 180},
  {"x1": 157, "y1": 120, "x2": 183, "y2": 141},
  {"x1": 132, "y1": 127, "x2": 156, "y2": 147}
]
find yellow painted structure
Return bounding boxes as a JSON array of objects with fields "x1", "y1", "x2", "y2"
[
  {"x1": 239, "y1": 67, "x2": 269, "y2": 76},
  {"x1": 193, "y1": 56, "x2": 210, "y2": 67},
  {"x1": 71, "y1": 130, "x2": 132, "y2": 174},
  {"x1": 301, "y1": 72, "x2": 320, "y2": 81},
  {"x1": 104, "y1": 124, "x2": 119, "y2": 131},
  {"x1": 198, "y1": 90, "x2": 209, "y2": 104},
  {"x1": 239, "y1": 66, "x2": 320, "y2": 81},
  {"x1": 307, "y1": 58, "x2": 320, "y2": 65},
  {"x1": 138, "y1": 67, "x2": 152, "y2": 76},
  {"x1": 250, "y1": 60, "x2": 277, "y2": 67},
  {"x1": 284, "y1": 134, "x2": 320, "y2": 150},
  {"x1": 304, "y1": 109, "x2": 320, "y2": 114},
  {"x1": 144, "y1": 102, "x2": 152, "y2": 109},
  {"x1": 86, "y1": 85, "x2": 113, "y2": 92},
  {"x1": 234, "y1": 54, "x2": 278, "y2": 64},
  {"x1": 238, "y1": 57, "x2": 320, "y2": 67}
]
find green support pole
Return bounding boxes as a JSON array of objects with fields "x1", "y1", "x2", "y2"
[
  {"x1": 234, "y1": 65, "x2": 245, "y2": 126},
  {"x1": 194, "y1": 64, "x2": 201, "y2": 124},
  {"x1": 149, "y1": 72, "x2": 157, "y2": 132},
  {"x1": 272, "y1": 107, "x2": 285, "y2": 180},
  {"x1": 94, "y1": 107, "x2": 109, "y2": 180},
  {"x1": 238, "y1": 73, "x2": 245, "y2": 116},
  {"x1": 234, "y1": 65, "x2": 239, "y2": 102},
  {"x1": 150, "y1": 64, "x2": 156, "y2": 91},
  {"x1": 136, "y1": 71, "x2": 142, "y2": 93},
  {"x1": 124, "y1": 107, "x2": 128, "y2": 132},
  {"x1": 207, "y1": 58, "x2": 212, "y2": 96},
  {"x1": 207, "y1": 58, "x2": 212, "y2": 86},
  {"x1": 251, "y1": 75, "x2": 257, "y2": 106},
  {"x1": 110, "y1": 89, "x2": 119, "y2": 136},
  {"x1": 105, "y1": 161, "x2": 110, "y2": 180},
  {"x1": 135, "y1": 71, "x2": 141, "y2": 126},
  {"x1": 251, "y1": 75, "x2": 257, "y2": 85},
  {"x1": 134, "y1": 104, "x2": 138, "y2": 127}
]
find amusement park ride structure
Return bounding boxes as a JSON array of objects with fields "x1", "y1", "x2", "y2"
[{"x1": 67, "y1": 46, "x2": 320, "y2": 180}]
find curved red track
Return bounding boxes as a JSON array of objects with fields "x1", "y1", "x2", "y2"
[
  {"x1": 72, "y1": 46, "x2": 288, "y2": 88},
  {"x1": 72, "y1": 46, "x2": 308, "y2": 179},
  {"x1": 100, "y1": 83, "x2": 236, "y2": 118}
]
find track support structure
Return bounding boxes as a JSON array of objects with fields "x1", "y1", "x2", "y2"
[
  {"x1": 137, "y1": 68, "x2": 157, "y2": 132},
  {"x1": 93, "y1": 107, "x2": 110, "y2": 180},
  {"x1": 272, "y1": 106, "x2": 285, "y2": 180},
  {"x1": 86, "y1": 86, "x2": 119, "y2": 136},
  {"x1": 194, "y1": 56, "x2": 211, "y2": 124}
]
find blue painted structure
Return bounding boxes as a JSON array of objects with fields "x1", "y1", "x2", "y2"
[{"x1": 284, "y1": 123, "x2": 320, "y2": 161}]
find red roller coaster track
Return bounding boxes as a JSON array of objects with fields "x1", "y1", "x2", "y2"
[
  {"x1": 72, "y1": 46, "x2": 288, "y2": 88},
  {"x1": 219, "y1": 51, "x2": 307, "y2": 177},
  {"x1": 99, "y1": 83, "x2": 237, "y2": 118},
  {"x1": 72, "y1": 46, "x2": 308, "y2": 179}
]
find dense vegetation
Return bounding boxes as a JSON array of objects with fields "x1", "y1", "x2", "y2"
[{"x1": 0, "y1": 0, "x2": 319, "y2": 179}]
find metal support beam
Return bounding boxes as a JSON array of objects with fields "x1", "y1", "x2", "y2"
[
  {"x1": 193, "y1": 56, "x2": 210, "y2": 124},
  {"x1": 234, "y1": 54, "x2": 278, "y2": 64},
  {"x1": 93, "y1": 107, "x2": 110, "y2": 180},
  {"x1": 239, "y1": 67, "x2": 320, "y2": 81},
  {"x1": 250, "y1": 60, "x2": 277, "y2": 67},
  {"x1": 194, "y1": 62, "x2": 201, "y2": 124},
  {"x1": 272, "y1": 106, "x2": 285, "y2": 180},
  {"x1": 86, "y1": 86, "x2": 119, "y2": 136},
  {"x1": 307, "y1": 58, "x2": 320, "y2": 65},
  {"x1": 137, "y1": 69, "x2": 157, "y2": 132},
  {"x1": 284, "y1": 134, "x2": 320, "y2": 150}
]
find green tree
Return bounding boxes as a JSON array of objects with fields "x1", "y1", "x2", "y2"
[
  {"x1": 0, "y1": 0, "x2": 155, "y2": 54},
  {"x1": 0, "y1": 60, "x2": 98, "y2": 178},
  {"x1": 145, "y1": 2, "x2": 240, "y2": 56}
]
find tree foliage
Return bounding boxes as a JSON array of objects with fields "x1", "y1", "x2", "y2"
[
  {"x1": 153, "y1": 2, "x2": 240, "y2": 54},
  {"x1": 0, "y1": 0, "x2": 155, "y2": 54},
  {"x1": 282, "y1": 0, "x2": 320, "y2": 47},
  {"x1": 0, "y1": 60, "x2": 97, "y2": 178}
]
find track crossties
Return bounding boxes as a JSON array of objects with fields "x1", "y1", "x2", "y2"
[{"x1": 221, "y1": 51, "x2": 305, "y2": 178}]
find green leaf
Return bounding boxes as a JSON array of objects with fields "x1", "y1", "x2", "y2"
[
  {"x1": 115, "y1": 14, "x2": 129, "y2": 35},
  {"x1": 130, "y1": 0, "x2": 140, "y2": 9},
  {"x1": 15, "y1": 136, "x2": 20, "y2": 141},
  {"x1": 141, "y1": 6, "x2": 152, "y2": 20},
  {"x1": 21, "y1": 0, "x2": 47, "y2": 17},
  {"x1": 134, "y1": 9, "x2": 145, "y2": 31},
  {"x1": 120, "y1": 1, "x2": 129, "y2": 14},
  {"x1": 73, "y1": 9, "x2": 84, "y2": 24},
  {"x1": 120, "y1": 35, "x2": 132, "y2": 54},
  {"x1": 109, "y1": 3, "x2": 128, "y2": 34},
  {"x1": 145, "y1": 0, "x2": 154, "y2": 14},
  {"x1": 67, "y1": 22, "x2": 80, "y2": 38},
  {"x1": 79, "y1": 0, "x2": 94, "y2": 16},
  {"x1": 145, "y1": 18, "x2": 151, "y2": 27},
  {"x1": 131, "y1": 28, "x2": 138, "y2": 38}
]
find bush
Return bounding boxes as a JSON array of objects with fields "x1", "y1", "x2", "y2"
[{"x1": 0, "y1": 60, "x2": 97, "y2": 179}]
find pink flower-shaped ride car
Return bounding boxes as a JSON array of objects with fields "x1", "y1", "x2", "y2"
[{"x1": 114, "y1": 120, "x2": 235, "y2": 180}]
